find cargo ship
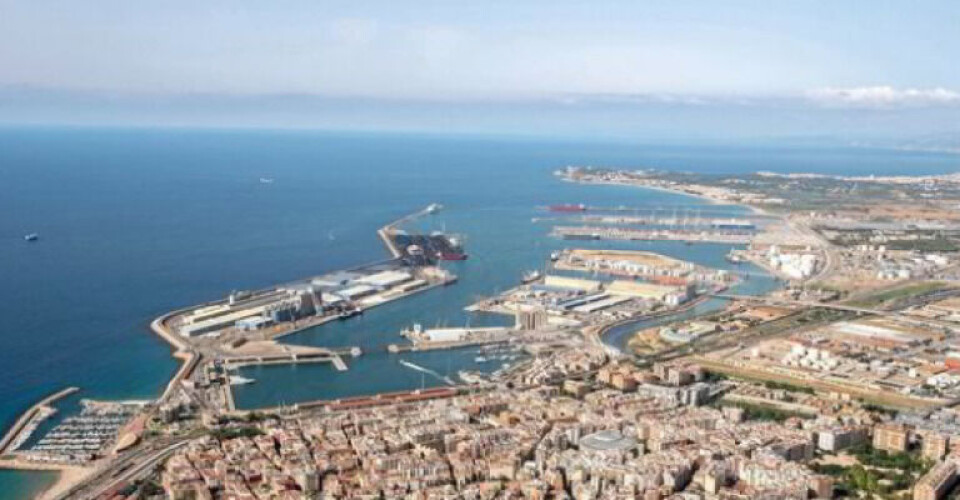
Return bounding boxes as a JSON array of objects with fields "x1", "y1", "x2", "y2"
[
  {"x1": 436, "y1": 251, "x2": 469, "y2": 261},
  {"x1": 563, "y1": 233, "x2": 601, "y2": 240},
  {"x1": 549, "y1": 203, "x2": 587, "y2": 212},
  {"x1": 435, "y1": 233, "x2": 468, "y2": 260},
  {"x1": 710, "y1": 219, "x2": 756, "y2": 230}
]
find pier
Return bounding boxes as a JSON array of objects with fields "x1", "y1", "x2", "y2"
[
  {"x1": 222, "y1": 346, "x2": 360, "y2": 371},
  {"x1": 0, "y1": 386, "x2": 79, "y2": 456},
  {"x1": 378, "y1": 204, "x2": 442, "y2": 259},
  {"x1": 150, "y1": 312, "x2": 200, "y2": 403},
  {"x1": 145, "y1": 205, "x2": 466, "y2": 418},
  {"x1": 388, "y1": 338, "x2": 511, "y2": 353},
  {"x1": 551, "y1": 225, "x2": 754, "y2": 244},
  {"x1": 397, "y1": 360, "x2": 456, "y2": 386}
]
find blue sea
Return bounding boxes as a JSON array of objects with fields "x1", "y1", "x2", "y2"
[{"x1": 0, "y1": 128, "x2": 957, "y2": 498}]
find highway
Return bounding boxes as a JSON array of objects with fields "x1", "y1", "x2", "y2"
[
  {"x1": 785, "y1": 216, "x2": 839, "y2": 283},
  {"x1": 58, "y1": 438, "x2": 193, "y2": 500}
]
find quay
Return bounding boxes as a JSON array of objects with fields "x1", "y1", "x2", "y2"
[
  {"x1": 551, "y1": 225, "x2": 754, "y2": 244},
  {"x1": 538, "y1": 214, "x2": 759, "y2": 229},
  {"x1": 150, "y1": 312, "x2": 200, "y2": 403},
  {"x1": 0, "y1": 386, "x2": 79, "y2": 456},
  {"x1": 278, "y1": 386, "x2": 465, "y2": 414},
  {"x1": 149, "y1": 204, "x2": 461, "y2": 414},
  {"x1": 378, "y1": 203, "x2": 442, "y2": 259},
  {"x1": 221, "y1": 347, "x2": 360, "y2": 371},
  {"x1": 388, "y1": 338, "x2": 511, "y2": 353},
  {"x1": 391, "y1": 325, "x2": 514, "y2": 353}
]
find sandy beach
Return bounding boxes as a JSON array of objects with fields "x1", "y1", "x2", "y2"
[{"x1": 0, "y1": 458, "x2": 95, "y2": 500}]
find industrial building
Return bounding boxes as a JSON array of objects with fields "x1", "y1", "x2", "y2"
[
  {"x1": 607, "y1": 280, "x2": 689, "y2": 305},
  {"x1": 175, "y1": 264, "x2": 437, "y2": 338},
  {"x1": 542, "y1": 275, "x2": 603, "y2": 293}
]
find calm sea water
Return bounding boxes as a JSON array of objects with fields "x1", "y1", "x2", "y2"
[{"x1": 0, "y1": 128, "x2": 956, "y2": 497}]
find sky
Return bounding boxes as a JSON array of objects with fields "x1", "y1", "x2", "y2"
[{"x1": 1, "y1": 0, "x2": 958, "y2": 144}]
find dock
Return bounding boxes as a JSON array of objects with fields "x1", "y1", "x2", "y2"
[
  {"x1": 0, "y1": 386, "x2": 79, "y2": 456},
  {"x1": 388, "y1": 338, "x2": 511, "y2": 353},
  {"x1": 551, "y1": 225, "x2": 754, "y2": 244},
  {"x1": 378, "y1": 204, "x2": 442, "y2": 259},
  {"x1": 221, "y1": 347, "x2": 359, "y2": 371},
  {"x1": 149, "y1": 205, "x2": 458, "y2": 416}
]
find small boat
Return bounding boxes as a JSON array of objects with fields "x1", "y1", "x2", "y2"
[
  {"x1": 458, "y1": 371, "x2": 484, "y2": 384},
  {"x1": 426, "y1": 203, "x2": 443, "y2": 214},
  {"x1": 229, "y1": 375, "x2": 256, "y2": 386},
  {"x1": 338, "y1": 308, "x2": 362, "y2": 320},
  {"x1": 401, "y1": 323, "x2": 423, "y2": 338},
  {"x1": 24, "y1": 233, "x2": 39, "y2": 242},
  {"x1": 521, "y1": 270, "x2": 542, "y2": 284},
  {"x1": 549, "y1": 203, "x2": 587, "y2": 212},
  {"x1": 550, "y1": 251, "x2": 561, "y2": 261},
  {"x1": 259, "y1": 177, "x2": 274, "y2": 184}
]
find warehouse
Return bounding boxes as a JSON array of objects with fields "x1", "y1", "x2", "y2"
[
  {"x1": 572, "y1": 295, "x2": 632, "y2": 313},
  {"x1": 356, "y1": 270, "x2": 413, "y2": 288},
  {"x1": 311, "y1": 271, "x2": 363, "y2": 288},
  {"x1": 179, "y1": 305, "x2": 270, "y2": 337},
  {"x1": 543, "y1": 275, "x2": 603, "y2": 292},
  {"x1": 336, "y1": 284, "x2": 379, "y2": 300}
]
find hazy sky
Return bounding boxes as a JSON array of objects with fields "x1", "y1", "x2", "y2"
[{"x1": 1, "y1": 1, "x2": 958, "y2": 140}]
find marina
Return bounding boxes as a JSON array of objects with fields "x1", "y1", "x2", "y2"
[
  {"x1": 20, "y1": 400, "x2": 144, "y2": 464},
  {"x1": 0, "y1": 387, "x2": 78, "y2": 456}
]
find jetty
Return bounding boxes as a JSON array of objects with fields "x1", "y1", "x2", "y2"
[
  {"x1": 221, "y1": 346, "x2": 360, "y2": 372},
  {"x1": 378, "y1": 203, "x2": 442, "y2": 259},
  {"x1": 150, "y1": 312, "x2": 199, "y2": 403},
  {"x1": 0, "y1": 386, "x2": 79, "y2": 456},
  {"x1": 148, "y1": 205, "x2": 460, "y2": 415},
  {"x1": 398, "y1": 359, "x2": 456, "y2": 386}
]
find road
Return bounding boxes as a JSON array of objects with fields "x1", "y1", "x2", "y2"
[
  {"x1": 786, "y1": 216, "x2": 839, "y2": 283},
  {"x1": 58, "y1": 439, "x2": 193, "y2": 500}
]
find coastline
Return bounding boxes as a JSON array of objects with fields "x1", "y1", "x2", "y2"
[
  {"x1": 149, "y1": 208, "x2": 458, "y2": 412},
  {"x1": 561, "y1": 177, "x2": 771, "y2": 216},
  {"x1": 0, "y1": 460, "x2": 94, "y2": 500}
]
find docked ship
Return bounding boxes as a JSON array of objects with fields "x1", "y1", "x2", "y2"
[
  {"x1": 710, "y1": 218, "x2": 756, "y2": 230},
  {"x1": 521, "y1": 270, "x2": 542, "y2": 284},
  {"x1": 229, "y1": 375, "x2": 256, "y2": 386},
  {"x1": 563, "y1": 233, "x2": 601, "y2": 240},
  {"x1": 338, "y1": 307, "x2": 362, "y2": 320},
  {"x1": 725, "y1": 249, "x2": 745, "y2": 264},
  {"x1": 436, "y1": 251, "x2": 468, "y2": 261},
  {"x1": 549, "y1": 203, "x2": 587, "y2": 212},
  {"x1": 435, "y1": 234, "x2": 469, "y2": 260}
]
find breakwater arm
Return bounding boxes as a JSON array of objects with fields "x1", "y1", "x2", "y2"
[{"x1": 0, "y1": 386, "x2": 79, "y2": 456}]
